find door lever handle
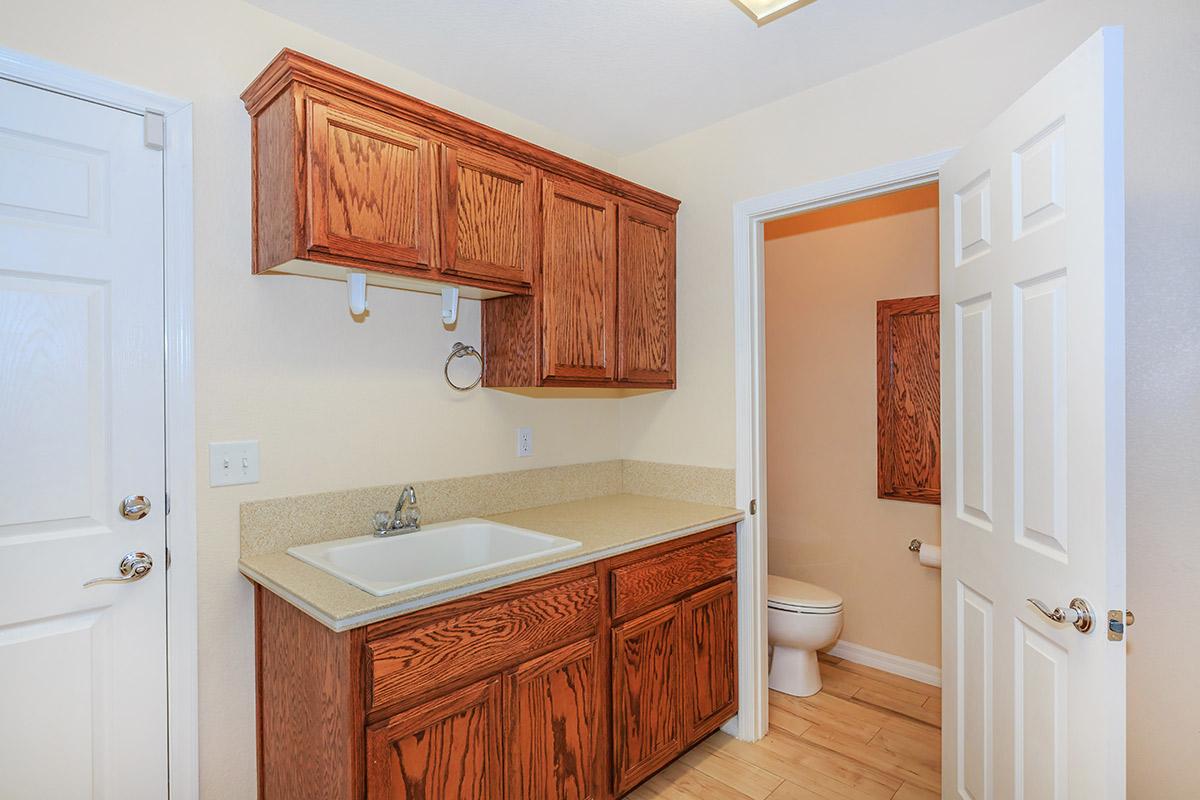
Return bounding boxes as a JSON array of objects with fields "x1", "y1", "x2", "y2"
[
  {"x1": 1027, "y1": 597, "x2": 1094, "y2": 633},
  {"x1": 84, "y1": 552, "x2": 153, "y2": 588}
]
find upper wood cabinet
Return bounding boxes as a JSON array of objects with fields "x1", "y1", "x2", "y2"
[
  {"x1": 617, "y1": 201, "x2": 676, "y2": 386},
  {"x1": 437, "y1": 144, "x2": 538, "y2": 287},
  {"x1": 541, "y1": 177, "x2": 619, "y2": 382},
  {"x1": 482, "y1": 193, "x2": 678, "y2": 390},
  {"x1": 243, "y1": 49, "x2": 678, "y2": 387},
  {"x1": 877, "y1": 295, "x2": 941, "y2": 504},
  {"x1": 307, "y1": 94, "x2": 433, "y2": 270}
]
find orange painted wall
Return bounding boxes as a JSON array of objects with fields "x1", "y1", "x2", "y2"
[{"x1": 764, "y1": 184, "x2": 942, "y2": 667}]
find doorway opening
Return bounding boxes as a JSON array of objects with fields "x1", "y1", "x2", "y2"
[
  {"x1": 761, "y1": 182, "x2": 943, "y2": 779},
  {"x1": 729, "y1": 150, "x2": 953, "y2": 748}
]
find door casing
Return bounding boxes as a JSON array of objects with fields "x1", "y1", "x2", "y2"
[{"x1": 0, "y1": 46, "x2": 198, "y2": 800}]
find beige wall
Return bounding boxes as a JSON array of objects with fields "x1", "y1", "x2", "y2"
[
  {"x1": 617, "y1": 1, "x2": 1200, "y2": 794},
  {"x1": 765, "y1": 186, "x2": 941, "y2": 667},
  {"x1": 0, "y1": 2, "x2": 624, "y2": 797}
]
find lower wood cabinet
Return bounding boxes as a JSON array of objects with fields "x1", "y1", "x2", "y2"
[
  {"x1": 612, "y1": 604, "x2": 683, "y2": 794},
  {"x1": 681, "y1": 580, "x2": 738, "y2": 744},
  {"x1": 610, "y1": 578, "x2": 738, "y2": 794},
  {"x1": 366, "y1": 677, "x2": 504, "y2": 799},
  {"x1": 506, "y1": 637, "x2": 598, "y2": 800},
  {"x1": 253, "y1": 525, "x2": 737, "y2": 800}
]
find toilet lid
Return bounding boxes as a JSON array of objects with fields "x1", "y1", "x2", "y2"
[{"x1": 767, "y1": 575, "x2": 843, "y2": 610}]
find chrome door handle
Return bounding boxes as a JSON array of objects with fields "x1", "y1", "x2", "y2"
[
  {"x1": 1027, "y1": 597, "x2": 1095, "y2": 633},
  {"x1": 120, "y1": 495, "x2": 151, "y2": 520},
  {"x1": 84, "y1": 552, "x2": 153, "y2": 588}
]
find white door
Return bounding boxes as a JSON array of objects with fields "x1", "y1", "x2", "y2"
[
  {"x1": 940, "y1": 27, "x2": 1125, "y2": 800},
  {"x1": 0, "y1": 78, "x2": 168, "y2": 797}
]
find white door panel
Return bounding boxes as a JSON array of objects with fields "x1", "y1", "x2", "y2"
[
  {"x1": 0, "y1": 77, "x2": 168, "y2": 798},
  {"x1": 941, "y1": 28, "x2": 1125, "y2": 800}
]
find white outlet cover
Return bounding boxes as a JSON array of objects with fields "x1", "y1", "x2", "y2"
[
  {"x1": 209, "y1": 440, "x2": 260, "y2": 487},
  {"x1": 516, "y1": 427, "x2": 533, "y2": 457}
]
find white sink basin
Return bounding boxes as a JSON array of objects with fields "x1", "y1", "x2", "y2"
[{"x1": 287, "y1": 518, "x2": 582, "y2": 596}]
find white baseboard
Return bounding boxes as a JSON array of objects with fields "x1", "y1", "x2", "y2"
[{"x1": 825, "y1": 640, "x2": 941, "y2": 688}]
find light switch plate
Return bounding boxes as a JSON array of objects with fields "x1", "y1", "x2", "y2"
[
  {"x1": 209, "y1": 440, "x2": 260, "y2": 486},
  {"x1": 516, "y1": 427, "x2": 533, "y2": 457}
]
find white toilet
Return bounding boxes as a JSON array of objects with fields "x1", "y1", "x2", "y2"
[{"x1": 767, "y1": 574, "x2": 844, "y2": 697}]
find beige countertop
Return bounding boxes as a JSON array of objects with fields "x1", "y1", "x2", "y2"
[{"x1": 239, "y1": 493, "x2": 743, "y2": 631}]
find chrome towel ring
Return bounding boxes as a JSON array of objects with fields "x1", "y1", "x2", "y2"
[{"x1": 444, "y1": 342, "x2": 484, "y2": 391}]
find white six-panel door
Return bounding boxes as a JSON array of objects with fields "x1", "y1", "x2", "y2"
[
  {"x1": 940, "y1": 28, "x2": 1126, "y2": 800},
  {"x1": 0, "y1": 78, "x2": 169, "y2": 797}
]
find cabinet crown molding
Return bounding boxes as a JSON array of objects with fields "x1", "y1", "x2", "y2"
[{"x1": 241, "y1": 48, "x2": 680, "y2": 216}]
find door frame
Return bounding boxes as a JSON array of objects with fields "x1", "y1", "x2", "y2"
[
  {"x1": 730, "y1": 149, "x2": 955, "y2": 739},
  {"x1": 0, "y1": 47, "x2": 198, "y2": 799}
]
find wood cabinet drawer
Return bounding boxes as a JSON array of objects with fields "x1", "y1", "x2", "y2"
[
  {"x1": 610, "y1": 531, "x2": 737, "y2": 620},
  {"x1": 366, "y1": 574, "x2": 599, "y2": 713}
]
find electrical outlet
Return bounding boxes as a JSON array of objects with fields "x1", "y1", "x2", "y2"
[
  {"x1": 209, "y1": 440, "x2": 260, "y2": 486},
  {"x1": 516, "y1": 427, "x2": 533, "y2": 457}
]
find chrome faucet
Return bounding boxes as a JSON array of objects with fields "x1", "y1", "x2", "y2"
[{"x1": 373, "y1": 485, "x2": 422, "y2": 536}]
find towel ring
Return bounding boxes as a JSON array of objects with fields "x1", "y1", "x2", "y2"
[{"x1": 444, "y1": 342, "x2": 483, "y2": 391}]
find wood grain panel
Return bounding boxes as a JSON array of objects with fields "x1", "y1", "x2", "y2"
[
  {"x1": 368, "y1": 575, "x2": 599, "y2": 713},
  {"x1": 252, "y1": 87, "x2": 303, "y2": 273},
  {"x1": 617, "y1": 201, "x2": 676, "y2": 386},
  {"x1": 610, "y1": 533, "x2": 737, "y2": 621},
  {"x1": 438, "y1": 144, "x2": 536, "y2": 287},
  {"x1": 506, "y1": 637, "x2": 598, "y2": 800},
  {"x1": 541, "y1": 176, "x2": 617, "y2": 382},
  {"x1": 612, "y1": 603, "x2": 682, "y2": 795},
  {"x1": 877, "y1": 295, "x2": 941, "y2": 504},
  {"x1": 366, "y1": 676, "x2": 503, "y2": 799},
  {"x1": 255, "y1": 586, "x2": 366, "y2": 800},
  {"x1": 481, "y1": 293, "x2": 540, "y2": 387},
  {"x1": 680, "y1": 580, "x2": 738, "y2": 746},
  {"x1": 306, "y1": 94, "x2": 432, "y2": 268}
]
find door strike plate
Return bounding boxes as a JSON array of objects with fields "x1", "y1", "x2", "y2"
[{"x1": 1107, "y1": 609, "x2": 1135, "y2": 641}]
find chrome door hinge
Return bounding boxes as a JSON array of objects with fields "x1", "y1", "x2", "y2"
[
  {"x1": 144, "y1": 109, "x2": 165, "y2": 150},
  {"x1": 749, "y1": 499, "x2": 758, "y2": 515},
  {"x1": 1107, "y1": 609, "x2": 1135, "y2": 641}
]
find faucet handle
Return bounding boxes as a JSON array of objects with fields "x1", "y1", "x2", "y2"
[
  {"x1": 403, "y1": 504, "x2": 422, "y2": 528},
  {"x1": 373, "y1": 511, "x2": 392, "y2": 534}
]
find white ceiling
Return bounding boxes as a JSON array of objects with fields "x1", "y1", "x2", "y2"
[{"x1": 249, "y1": 0, "x2": 1040, "y2": 155}]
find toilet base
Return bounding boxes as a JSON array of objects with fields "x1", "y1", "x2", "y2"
[{"x1": 768, "y1": 644, "x2": 823, "y2": 697}]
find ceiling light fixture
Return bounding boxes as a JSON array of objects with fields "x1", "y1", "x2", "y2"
[{"x1": 729, "y1": 0, "x2": 819, "y2": 26}]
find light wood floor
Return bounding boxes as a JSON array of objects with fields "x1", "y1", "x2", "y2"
[{"x1": 627, "y1": 655, "x2": 942, "y2": 800}]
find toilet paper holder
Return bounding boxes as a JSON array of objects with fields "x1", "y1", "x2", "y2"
[{"x1": 908, "y1": 539, "x2": 923, "y2": 552}]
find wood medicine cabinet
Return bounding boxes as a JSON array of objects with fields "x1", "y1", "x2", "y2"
[{"x1": 877, "y1": 295, "x2": 941, "y2": 504}]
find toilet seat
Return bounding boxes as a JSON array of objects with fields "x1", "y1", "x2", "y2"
[{"x1": 767, "y1": 574, "x2": 843, "y2": 614}]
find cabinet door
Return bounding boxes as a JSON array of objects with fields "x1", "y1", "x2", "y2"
[
  {"x1": 438, "y1": 143, "x2": 537, "y2": 288},
  {"x1": 541, "y1": 177, "x2": 617, "y2": 382},
  {"x1": 506, "y1": 637, "x2": 598, "y2": 800},
  {"x1": 680, "y1": 580, "x2": 738, "y2": 745},
  {"x1": 366, "y1": 677, "x2": 503, "y2": 800},
  {"x1": 306, "y1": 95, "x2": 432, "y2": 269},
  {"x1": 612, "y1": 603, "x2": 681, "y2": 795},
  {"x1": 617, "y1": 201, "x2": 676, "y2": 386}
]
